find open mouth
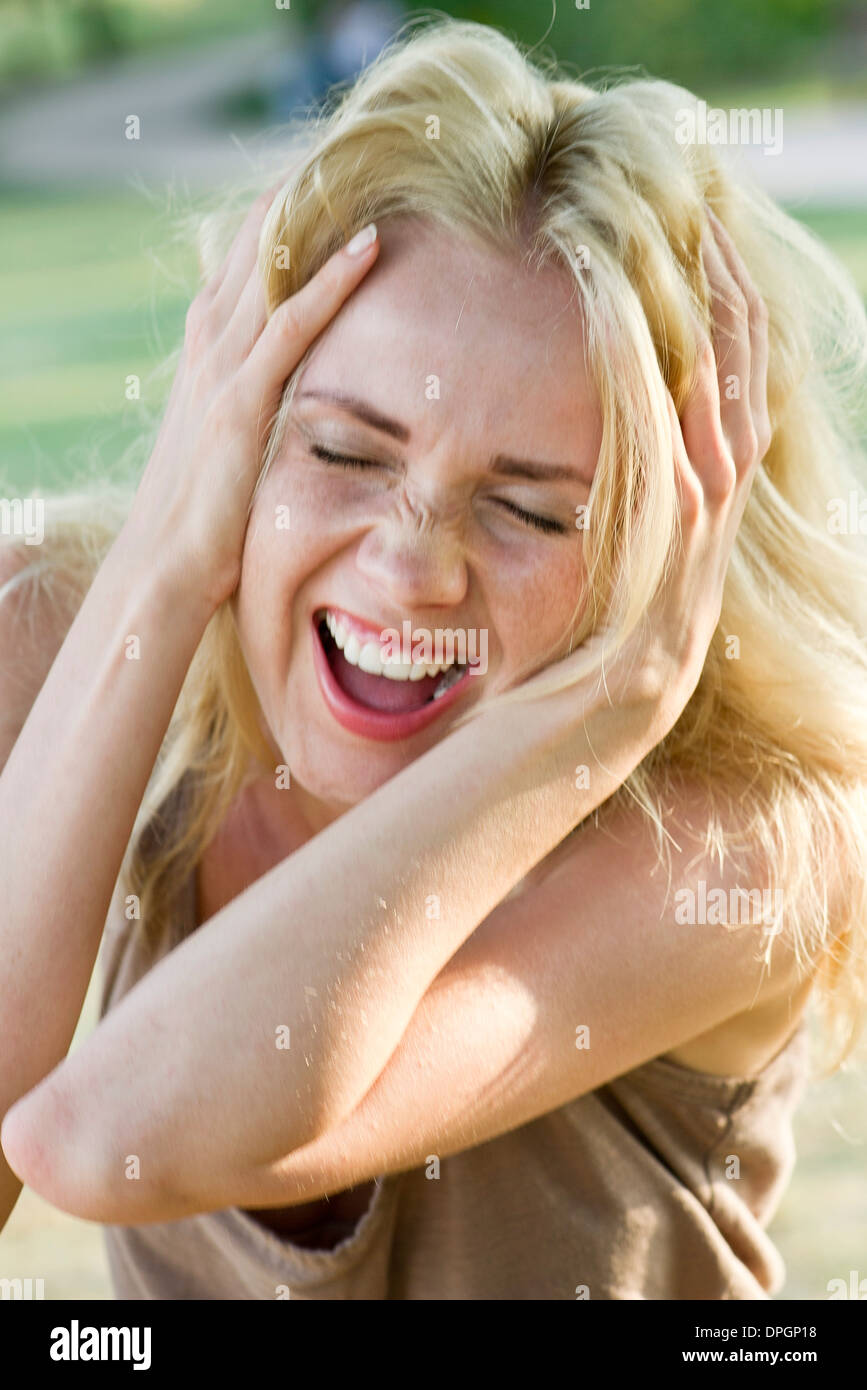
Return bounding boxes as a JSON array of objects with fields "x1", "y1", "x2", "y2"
[{"x1": 315, "y1": 610, "x2": 468, "y2": 714}]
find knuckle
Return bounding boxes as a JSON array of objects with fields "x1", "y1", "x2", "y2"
[
  {"x1": 716, "y1": 454, "x2": 739, "y2": 498},
  {"x1": 703, "y1": 465, "x2": 736, "y2": 508},
  {"x1": 632, "y1": 660, "x2": 667, "y2": 714},
  {"x1": 278, "y1": 297, "x2": 306, "y2": 341},
  {"x1": 203, "y1": 387, "x2": 242, "y2": 435},
  {"x1": 695, "y1": 433, "x2": 737, "y2": 502},
  {"x1": 188, "y1": 354, "x2": 220, "y2": 405},
  {"x1": 726, "y1": 283, "x2": 749, "y2": 323},
  {"x1": 755, "y1": 416, "x2": 773, "y2": 460},
  {"x1": 696, "y1": 336, "x2": 717, "y2": 376},
  {"x1": 184, "y1": 292, "x2": 214, "y2": 349},
  {"x1": 729, "y1": 419, "x2": 758, "y2": 469},
  {"x1": 678, "y1": 469, "x2": 704, "y2": 522}
]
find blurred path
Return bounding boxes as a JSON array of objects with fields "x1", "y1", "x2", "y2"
[
  {"x1": 0, "y1": 32, "x2": 865, "y2": 204},
  {"x1": 0, "y1": 32, "x2": 303, "y2": 191},
  {"x1": 729, "y1": 103, "x2": 867, "y2": 207}
]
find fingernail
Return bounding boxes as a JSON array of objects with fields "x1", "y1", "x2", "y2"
[{"x1": 344, "y1": 223, "x2": 377, "y2": 257}]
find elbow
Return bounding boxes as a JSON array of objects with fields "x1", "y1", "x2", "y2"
[
  {"x1": 1, "y1": 1074, "x2": 182, "y2": 1225},
  {"x1": 2, "y1": 1076, "x2": 96, "y2": 1216}
]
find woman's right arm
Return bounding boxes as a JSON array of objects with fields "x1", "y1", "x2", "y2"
[
  {"x1": 0, "y1": 193, "x2": 381, "y2": 1232},
  {"x1": 0, "y1": 532, "x2": 215, "y2": 1230}
]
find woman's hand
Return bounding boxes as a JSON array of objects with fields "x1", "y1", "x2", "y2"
[
  {"x1": 649, "y1": 209, "x2": 771, "y2": 718},
  {"x1": 125, "y1": 193, "x2": 380, "y2": 611},
  {"x1": 522, "y1": 208, "x2": 772, "y2": 740}
]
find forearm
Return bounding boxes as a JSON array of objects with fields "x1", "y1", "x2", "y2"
[
  {"x1": 15, "y1": 673, "x2": 660, "y2": 1220},
  {"x1": 0, "y1": 525, "x2": 213, "y2": 1137},
  {"x1": 254, "y1": 680, "x2": 658, "y2": 1141}
]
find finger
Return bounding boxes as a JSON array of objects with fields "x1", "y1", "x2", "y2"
[
  {"x1": 701, "y1": 218, "x2": 754, "y2": 473},
  {"x1": 238, "y1": 223, "x2": 380, "y2": 415},
  {"x1": 222, "y1": 258, "x2": 269, "y2": 364},
  {"x1": 205, "y1": 192, "x2": 270, "y2": 298},
  {"x1": 703, "y1": 221, "x2": 767, "y2": 559},
  {"x1": 666, "y1": 391, "x2": 703, "y2": 534},
  {"x1": 208, "y1": 183, "x2": 284, "y2": 325},
  {"x1": 678, "y1": 327, "x2": 734, "y2": 507},
  {"x1": 212, "y1": 184, "x2": 288, "y2": 362},
  {"x1": 663, "y1": 391, "x2": 727, "y2": 681},
  {"x1": 706, "y1": 209, "x2": 771, "y2": 461}
]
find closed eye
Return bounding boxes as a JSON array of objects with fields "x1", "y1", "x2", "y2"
[
  {"x1": 310, "y1": 445, "x2": 569, "y2": 536},
  {"x1": 310, "y1": 445, "x2": 378, "y2": 470},
  {"x1": 492, "y1": 499, "x2": 569, "y2": 536}
]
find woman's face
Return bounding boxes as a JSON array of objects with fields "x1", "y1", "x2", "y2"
[{"x1": 233, "y1": 217, "x2": 602, "y2": 823}]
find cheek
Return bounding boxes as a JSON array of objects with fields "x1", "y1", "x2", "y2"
[
  {"x1": 233, "y1": 508, "x2": 298, "y2": 692},
  {"x1": 267, "y1": 449, "x2": 375, "y2": 530},
  {"x1": 252, "y1": 454, "x2": 376, "y2": 573},
  {"x1": 492, "y1": 539, "x2": 587, "y2": 667},
  {"x1": 240, "y1": 460, "x2": 336, "y2": 603},
  {"x1": 233, "y1": 463, "x2": 359, "y2": 684}
]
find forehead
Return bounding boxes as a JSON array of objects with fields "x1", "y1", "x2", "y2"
[{"x1": 297, "y1": 217, "x2": 599, "y2": 452}]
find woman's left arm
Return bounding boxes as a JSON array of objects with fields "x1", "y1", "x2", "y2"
[
  {"x1": 2, "y1": 665, "x2": 666, "y2": 1221},
  {"x1": 1, "y1": 211, "x2": 773, "y2": 1222},
  {"x1": 222, "y1": 778, "x2": 813, "y2": 1217}
]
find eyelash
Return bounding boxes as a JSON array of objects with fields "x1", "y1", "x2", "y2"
[{"x1": 309, "y1": 446, "x2": 569, "y2": 536}]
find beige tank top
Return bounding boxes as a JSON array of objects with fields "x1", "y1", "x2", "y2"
[{"x1": 97, "y1": 858, "x2": 810, "y2": 1300}]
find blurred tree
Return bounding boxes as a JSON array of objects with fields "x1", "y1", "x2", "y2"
[
  {"x1": 444, "y1": 0, "x2": 851, "y2": 90},
  {"x1": 72, "y1": 0, "x2": 126, "y2": 63}
]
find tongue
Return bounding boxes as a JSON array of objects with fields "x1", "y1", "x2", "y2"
[{"x1": 330, "y1": 644, "x2": 440, "y2": 712}]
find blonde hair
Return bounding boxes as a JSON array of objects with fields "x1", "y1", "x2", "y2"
[{"x1": 4, "y1": 16, "x2": 867, "y2": 1071}]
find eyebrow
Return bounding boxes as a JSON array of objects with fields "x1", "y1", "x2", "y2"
[{"x1": 296, "y1": 389, "x2": 586, "y2": 484}]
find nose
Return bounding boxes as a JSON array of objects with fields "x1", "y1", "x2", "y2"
[{"x1": 354, "y1": 480, "x2": 469, "y2": 610}]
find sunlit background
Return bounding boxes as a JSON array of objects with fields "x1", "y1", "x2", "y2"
[{"x1": 0, "y1": 0, "x2": 865, "y2": 1300}]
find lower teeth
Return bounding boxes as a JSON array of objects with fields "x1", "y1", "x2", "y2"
[
  {"x1": 320, "y1": 621, "x2": 466, "y2": 705},
  {"x1": 432, "y1": 665, "x2": 466, "y2": 700}
]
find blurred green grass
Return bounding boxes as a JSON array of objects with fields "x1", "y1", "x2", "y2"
[{"x1": 0, "y1": 186, "x2": 197, "y2": 493}]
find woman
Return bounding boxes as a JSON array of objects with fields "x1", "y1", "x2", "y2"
[{"x1": 1, "y1": 18, "x2": 865, "y2": 1300}]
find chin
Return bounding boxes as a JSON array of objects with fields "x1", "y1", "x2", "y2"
[{"x1": 286, "y1": 725, "x2": 428, "y2": 803}]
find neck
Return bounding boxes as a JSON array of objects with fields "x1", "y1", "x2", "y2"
[{"x1": 249, "y1": 766, "x2": 350, "y2": 844}]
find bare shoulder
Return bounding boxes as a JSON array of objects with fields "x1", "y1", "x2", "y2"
[
  {"x1": 0, "y1": 538, "x2": 90, "y2": 773},
  {"x1": 646, "y1": 777, "x2": 819, "y2": 1075},
  {"x1": 520, "y1": 773, "x2": 821, "y2": 1079}
]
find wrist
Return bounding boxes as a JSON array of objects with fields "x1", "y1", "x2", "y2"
[
  {"x1": 468, "y1": 667, "x2": 664, "y2": 820},
  {"x1": 112, "y1": 517, "x2": 225, "y2": 629}
]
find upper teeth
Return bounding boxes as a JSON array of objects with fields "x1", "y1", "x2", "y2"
[{"x1": 323, "y1": 610, "x2": 460, "y2": 682}]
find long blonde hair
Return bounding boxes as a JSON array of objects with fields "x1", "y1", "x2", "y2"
[{"x1": 5, "y1": 16, "x2": 867, "y2": 1071}]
